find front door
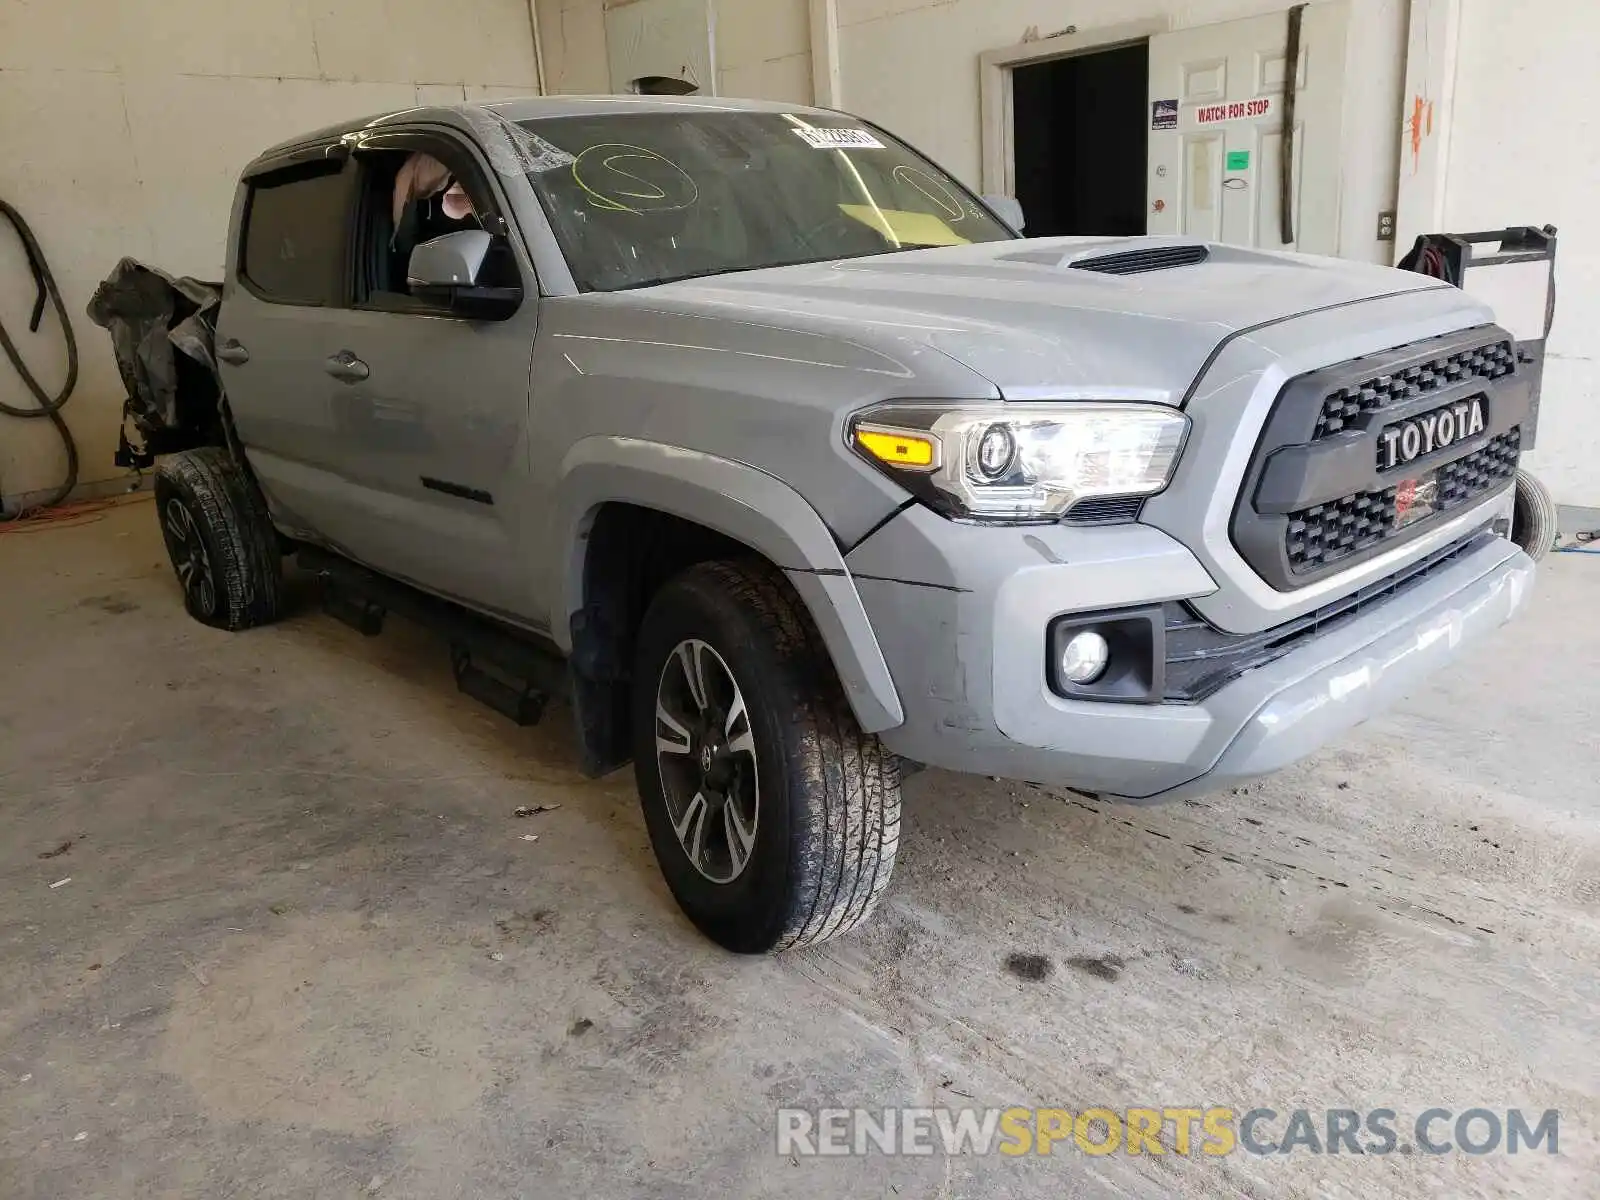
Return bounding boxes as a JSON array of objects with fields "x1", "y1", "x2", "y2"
[
  {"x1": 311, "y1": 130, "x2": 542, "y2": 623},
  {"x1": 1146, "y1": 3, "x2": 1349, "y2": 253}
]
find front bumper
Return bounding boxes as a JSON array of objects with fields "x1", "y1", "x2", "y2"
[{"x1": 845, "y1": 499, "x2": 1533, "y2": 802}]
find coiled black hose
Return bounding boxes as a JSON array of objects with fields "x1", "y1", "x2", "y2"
[{"x1": 0, "y1": 198, "x2": 79, "y2": 518}]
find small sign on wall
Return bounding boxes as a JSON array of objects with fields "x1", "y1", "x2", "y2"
[
  {"x1": 1151, "y1": 99, "x2": 1179, "y2": 130},
  {"x1": 1226, "y1": 150, "x2": 1251, "y2": 171},
  {"x1": 1194, "y1": 96, "x2": 1277, "y2": 126}
]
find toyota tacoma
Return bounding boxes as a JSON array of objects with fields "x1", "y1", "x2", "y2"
[{"x1": 109, "y1": 96, "x2": 1536, "y2": 953}]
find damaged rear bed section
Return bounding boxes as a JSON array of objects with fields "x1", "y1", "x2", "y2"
[{"x1": 86, "y1": 259, "x2": 227, "y2": 466}]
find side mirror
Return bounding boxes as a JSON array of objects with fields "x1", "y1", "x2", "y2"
[
  {"x1": 984, "y1": 194, "x2": 1026, "y2": 236},
  {"x1": 407, "y1": 229, "x2": 521, "y2": 319}
]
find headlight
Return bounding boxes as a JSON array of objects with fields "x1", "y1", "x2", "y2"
[{"x1": 848, "y1": 403, "x2": 1189, "y2": 523}]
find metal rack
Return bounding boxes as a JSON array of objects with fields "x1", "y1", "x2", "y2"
[{"x1": 1400, "y1": 224, "x2": 1557, "y2": 448}]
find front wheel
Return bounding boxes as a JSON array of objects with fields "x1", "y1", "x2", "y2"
[{"x1": 632, "y1": 560, "x2": 901, "y2": 953}]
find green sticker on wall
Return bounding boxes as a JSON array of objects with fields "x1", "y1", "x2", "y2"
[{"x1": 1226, "y1": 150, "x2": 1251, "y2": 171}]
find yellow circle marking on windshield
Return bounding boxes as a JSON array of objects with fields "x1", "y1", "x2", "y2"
[
  {"x1": 892, "y1": 166, "x2": 966, "y2": 223},
  {"x1": 572, "y1": 144, "x2": 699, "y2": 214}
]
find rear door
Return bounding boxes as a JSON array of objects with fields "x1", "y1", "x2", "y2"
[
  {"x1": 1146, "y1": 3, "x2": 1349, "y2": 254},
  {"x1": 217, "y1": 151, "x2": 360, "y2": 542}
]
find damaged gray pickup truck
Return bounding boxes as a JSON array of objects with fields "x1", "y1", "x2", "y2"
[{"x1": 113, "y1": 96, "x2": 1538, "y2": 953}]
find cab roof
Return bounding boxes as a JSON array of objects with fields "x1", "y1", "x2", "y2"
[{"x1": 249, "y1": 94, "x2": 841, "y2": 165}]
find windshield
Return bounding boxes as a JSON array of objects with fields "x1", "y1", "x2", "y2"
[{"x1": 515, "y1": 112, "x2": 1015, "y2": 292}]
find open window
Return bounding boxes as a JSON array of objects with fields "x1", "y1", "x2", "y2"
[{"x1": 351, "y1": 132, "x2": 523, "y2": 317}]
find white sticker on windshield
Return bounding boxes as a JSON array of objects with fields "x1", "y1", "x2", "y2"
[{"x1": 792, "y1": 127, "x2": 885, "y2": 150}]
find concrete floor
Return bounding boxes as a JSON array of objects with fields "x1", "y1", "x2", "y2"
[{"x1": 2, "y1": 496, "x2": 1598, "y2": 1199}]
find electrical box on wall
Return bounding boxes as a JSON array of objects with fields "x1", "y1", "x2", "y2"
[{"x1": 605, "y1": 0, "x2": 714, "y2": 96}]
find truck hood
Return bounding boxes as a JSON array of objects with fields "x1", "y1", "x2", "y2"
[{"x1": 639, "y1": 237, "x2": 1455, "y2": 402}]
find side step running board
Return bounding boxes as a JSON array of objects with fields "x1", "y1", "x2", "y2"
[
  {"x1": 323, "y1": 587, "x2": 385, "y2": 636},
  {"x1": 451, "y1": 646, "x2": 547, "y2": 726},
  {"x1": 299, "y1": 546, "x2": 568, "y2": 728}
]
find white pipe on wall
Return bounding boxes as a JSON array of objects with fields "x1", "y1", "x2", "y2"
[
  {"x1": 809, "y1": 0, "x2": 842, "y2": 107},
  {"x1": 527, "y1": 0, "x2": 549, "y2": 94}
]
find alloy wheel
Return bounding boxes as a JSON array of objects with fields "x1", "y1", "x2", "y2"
[
  {"x1": 163, "y1": 498, "x2": 217, "y2": 616},
  {"x1": 654, "y1": 638, "x2": 760, "y2": 884}
]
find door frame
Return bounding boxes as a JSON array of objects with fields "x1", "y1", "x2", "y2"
[{"x1": 979, "y1": 17, "x2": 1171, "y2": 197}]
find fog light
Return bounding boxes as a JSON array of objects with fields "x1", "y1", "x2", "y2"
[{"x1": 1060, "y1": 630, "x2": 1110, "y2": 685}]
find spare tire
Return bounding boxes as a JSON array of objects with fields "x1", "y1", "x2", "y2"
[{"x1": 1512, "y1": 468, "x2": 1557, "y2": 562}]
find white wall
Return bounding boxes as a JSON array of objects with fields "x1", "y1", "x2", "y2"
[
  {"x1": 537, "y1": 0, "x2": 813, "y2": 101},
  {"x1": 717, "y1": 0, "x2": 814, "y2": 103},
  {"x1": 535, "y1": 0, "x2": 613, "y2": 93},
  {"x1": 1445, "y1": 0, "x2": 1598, "y2": 507},
  {"x1": 0, "y1": 0, "x2": 541, "y2": 504}
]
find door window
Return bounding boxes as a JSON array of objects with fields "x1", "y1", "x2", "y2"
[
  {"x1": 240, "y1": 160, "x2": 351, "y2": 305},
  {"x1": 351, "y1": 141, "x2": 520, "y2": 313}
]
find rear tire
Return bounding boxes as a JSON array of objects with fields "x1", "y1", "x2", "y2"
[
  {"x1": 154, "y1": 447, "x2": 284, "y2": 630},
  {"x1": 632, "y1": 559, "x2": 901, "y2": 953},
  {"x1": 1513, "y1": 467, "x2": 1557, "y2": 562}
]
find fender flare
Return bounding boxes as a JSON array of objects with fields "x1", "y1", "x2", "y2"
[{"x1": 555, "y1": 436, "x2": 905, "y2": 733}]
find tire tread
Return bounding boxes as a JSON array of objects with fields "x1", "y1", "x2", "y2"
[
  {"x1": 1513, "y1": 467, "x2": 1557, "y2": 563},
  {"x1": 688, "y1": 559, "x2": 900, "y2": 951},
  {"x1": 155, "y1": 446, "x2": 284, "y2": 630}
]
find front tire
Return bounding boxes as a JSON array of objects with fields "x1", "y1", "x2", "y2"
[
  {"x1": 154, "y1": 447, "x2": 284, "y2": 630},
  {"x1": 632, "y1": 560, "x2": 901, "y2": 953}
]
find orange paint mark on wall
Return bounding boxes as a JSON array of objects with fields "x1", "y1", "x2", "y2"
[{"x1": 1410, "y1": 94, "x2": 1427, "y2": 173}]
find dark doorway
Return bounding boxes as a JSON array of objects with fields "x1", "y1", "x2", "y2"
[{"x1": 1011, "y1": 43, "x2": 1149, "y2": 237}]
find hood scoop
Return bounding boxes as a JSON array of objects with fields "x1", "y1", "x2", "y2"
[
  {"x1": 1000, "y1": 239, "x2": 1212, "y2": 276},
  {"x1": 1070, "y1": 243, "x2": 1210, "y2": 275}
]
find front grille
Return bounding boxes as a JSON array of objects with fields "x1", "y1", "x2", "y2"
[
  {"x1": 1438, "y1": 428, "x2": 1521, "y2": 505},
  {"x1": 1285, "y1": 490, "x2": 1399, "y2": 572},
  {"x1": 1284, "y1": 428, "x2": 1520, "y2": 573},
  {"x1": 1312, "y1": 339, "x2": 1515, "y2": 439},
  {"x1": 1230, "y1": 325, "x2": 1529, "y2": 591},
  {"x1": 1164, "y1": 530, "x2": 1498, "y2": 702},
  {"x1": 1071, "y1": 245, "x2": 1209, "y2": 275}
]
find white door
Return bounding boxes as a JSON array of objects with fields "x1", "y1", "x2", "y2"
[{"x1": 1147, "y1": 3, "x2": 1349, "y2": 253}]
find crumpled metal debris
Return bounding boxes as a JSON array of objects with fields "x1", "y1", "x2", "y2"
[{"x1": 84, "y1": 259, "x2": 222, "y2": 467}]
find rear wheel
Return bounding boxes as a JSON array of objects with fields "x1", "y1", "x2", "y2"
[
  {"x1": 154, "y1": 447, "x2": 284, "y2": 630},
  {"x1": 632, "y1": 560, "x2": 901, "y2": 953}
]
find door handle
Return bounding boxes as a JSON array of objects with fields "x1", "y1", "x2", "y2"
[
  {"x1": 217, "y1": 339, "x2": 250, "y2": 365},
  {"x1": 324, "y1": 350, "x2": 370, "y2": 383}
]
